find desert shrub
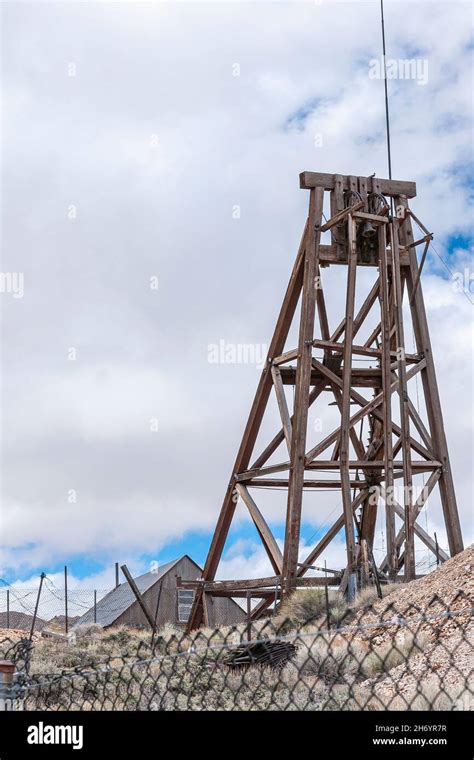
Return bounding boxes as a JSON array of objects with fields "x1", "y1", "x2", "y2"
[
  {"x1": 276, "y1": 588, "x2": 348, "y2": 631},
  {"x1": 296, "y1": 633, "x2": 359, "y2": 680},
  {"x1": 102, "y1": 626, "x2": 133, "y2": 648},
  {"x1": 73, "y1": 623, "x2": 103, "y2": 641}
]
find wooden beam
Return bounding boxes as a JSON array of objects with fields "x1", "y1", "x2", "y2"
[
  {"x1": 332, "y1": 277, "x2": 380, "y2": 343},
  {"x1": 378, "y1": 221, "x2": 396, "y2": 578},
  {"x1": 406, "y1": 398, "x2": 433, "y2": 451},
  {"x1": 378, "y1": 470, "x2": 441, "y2": 572},
  {"x1": 271, "y1": 365, "x2": 293, "y2": 454},
  {"x1": 305, "y1": 460, "x2": 440, "y2": 470},
  {"x1": 320, "y1": 200, "x2": 364, "y2": 231},
  {"x1": 378, "y1": 482, "x2": 449, "y2": 564},
  {"x1": 391, "y1": 219, "x2": 415, "y2": 580},
  {"x1": 272, "y1": 348, "x2": 299, "y2": 366},
  {"x1": 339, "y1": 213, "x2": 358, "y2": 596},
  {"x1": 181, "y1": 575, "x2": 340, "y2": 592},
  {"x1": 397, "y1": 196, "x2": 463, "y2": 557},
  {"x1": 352, "y1": 210, "x2": 389, "y2": 224},
  {"x1": 299, "y1": 490, "x2": 368, "y2": 573},
  {"x1": 315, "y1": 263, "x2": 331, "y2": 342},
  {"x1": 300, "y1": 171, "x2": 416, "y2": 198},
  {"x1": 235, "y1": 484, "x2": 283, "y2": 574},
  {"x1": 248, "y1": 478, "x2": 373, "y2": 489},
  {"x1": 318, "y1": 245, "x2": 411, "y2": 267},
  {"x1": 250, "y1": 379, "x2": 326, "y2": 470},
  {"x1": 121, "y1": 564, "x2": 157, "y2": 632},
  {"x1": 282, "y1": 187, "x2": 325, "y2": 591},
  {"x1": 202, "y1": 592, "x2": 210, "y2": 627},
  {"x1": 331, "y1": 173, "x2": 345, "y2": 260},
  {"x1": 249, "y1": 489, "x2": 367, "y2": 621},
  {"x1": 312, "y1": 338, "x2": 419, "y2": 362},
  {"x1": 206, "y1": 590, "x2": 276, "y2": 598},
  {"x1": 312, "y1": 357, "x2": 432, "y2": 459},
  {"x1": 279, "y1": 366, "x2": 384, "y2": 388},
  {"x1": 251, "y1": 274, "x2": 379, "y2": 471},
  {"x1": 364, "y1": 322, "x2": 382, "y2": 348},
  {"x1": 236, "y1": 461, "x2": 290, "y2": 481},
  {"x1": 306, "y1": 358, "x2": 428, "y2": 462}
]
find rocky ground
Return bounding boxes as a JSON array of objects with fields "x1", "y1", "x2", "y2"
[{"x1": 354, "y1": 544, "x2": 473, "y2": 707}]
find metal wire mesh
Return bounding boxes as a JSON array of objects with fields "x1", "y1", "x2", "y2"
[
  {"x1": 0, "y1": 585, "x2": 110, "y2": 633},
  {"x1": 0, "y1": 591, "x2": 471, "y2": 711}
]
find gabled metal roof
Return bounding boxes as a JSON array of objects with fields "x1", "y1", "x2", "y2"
[{"x1": 73, "y1": 558, "x2": 182, "y2": 628}]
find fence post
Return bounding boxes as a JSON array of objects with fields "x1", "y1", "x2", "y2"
[
  {"x1": 94, "y1": 590, "x2": 97, "y2": 623},
  {"x1": 0, "y1": 660, "x2": 16, "y2": 711},
  {"x1": 324, "y1": 560, "x2": 330, "y2": 631},
  {"x1": 151, "y1": 585, "x2": 163, "y2": 650},
  {"x1": 6, "y1": 590, "x2": 9, "y2": 630},
  {"x1": 64, "y1": 565, "x2": 68, "y2": 635},
  {"x1": 29, "y1": 573, "x2": 45, "y2": 641},
  {"x1": 120, "y1": 564, "x2": 156, "y2": 631}
]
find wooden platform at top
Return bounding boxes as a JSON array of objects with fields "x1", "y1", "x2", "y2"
[{"x1": 300, "y1": 171, "x2": 417, "y2": 198}]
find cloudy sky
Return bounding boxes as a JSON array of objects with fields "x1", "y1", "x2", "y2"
[{"x1": 0, "y1": 0, "x2": 472, "y2": 596}]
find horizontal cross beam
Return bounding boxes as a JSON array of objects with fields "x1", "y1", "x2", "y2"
[
  {"x1": 179, "y1": 575, "x2": 340, "y2": 592},
  {"x1": 300, "y1": 172, "x2": 416, "y2": 198}
]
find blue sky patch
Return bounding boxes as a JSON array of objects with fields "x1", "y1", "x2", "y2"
[{"x1": 284, "y1": 97, "x2": 322, "y2": 131}]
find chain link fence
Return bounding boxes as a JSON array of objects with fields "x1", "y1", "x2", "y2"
[
  {"x1": 0, "y1": 591, "x2": 471, "y2": 711},
  {"x1": 0, "y1": 584, "x2": 111, "y2": 634},
  {"x1": 0, "y1": 580, "x2": 248, "y2": 635}
]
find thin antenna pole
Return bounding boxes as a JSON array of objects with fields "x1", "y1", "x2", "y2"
[{"x1": 380, "y1": 0, "x2": 392, "y2": 180}]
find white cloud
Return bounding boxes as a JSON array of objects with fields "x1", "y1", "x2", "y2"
[{"x1": 0, "y1": 0, "x2": 472, "y2": 578}]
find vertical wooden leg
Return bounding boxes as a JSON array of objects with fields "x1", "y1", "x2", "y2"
[
  {"x1": 360, "y1": 539, "x2": 370, "y2": 587},
  {"x1": 282, "y1": 187, "x2": 324, "y2": 593},
  {"x1": 202, "y1": 592, "x2": 210, "y2": 627},
  {"x1": 390, "y1": 219, "x2": 415, "y2": 580},
  {"x1": 397, "y1": 198, "x2": 463, "y2": 559},
  {"x1": 379, "y1": 223, "x2": 396, "y2": 578},
  {"x1": 339, "y1": 213, "x2": 358, "y2": 600}
]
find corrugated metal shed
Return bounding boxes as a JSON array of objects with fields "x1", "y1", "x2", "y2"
[{"x1": 74, "y1": 558, "x2": 180, "y2": 628}]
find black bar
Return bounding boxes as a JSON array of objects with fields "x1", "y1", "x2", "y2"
[{"x1": 0, "y1": 711, "x2": 471, "y2": 758}]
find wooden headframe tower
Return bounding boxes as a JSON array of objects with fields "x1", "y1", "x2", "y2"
[{"x1": 187, "y1": 171, "x2": 464, "y2": 630}]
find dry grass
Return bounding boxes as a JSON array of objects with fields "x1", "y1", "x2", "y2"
[
  {"x1": 359, "y1": 630, "x2": 431, "y2": 677},
  {"x1": 274, "y1": 582, "x2": 404, "y2": 633},
  {"x1": 275, "y1": 588, "x2": 347, "y2": 630},
  {"x1": 13, "y1": 574, "x2": 471, "y2": 712}
]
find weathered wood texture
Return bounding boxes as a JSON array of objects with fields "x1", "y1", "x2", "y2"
[
  {"x1": 300, "y1": 171, "x2": 416, "y2": 197},
  {"x1": 186, "y1": 173, "x2": 463, "y2": 630},
  {"x1": 114, "y1": 557, "x2": 246, "y2": 629},
  {"x1": 282, "y1": 187, "x2": 324, "y2": 590}
]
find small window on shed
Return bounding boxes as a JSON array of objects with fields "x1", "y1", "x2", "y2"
[{"x1": 177, "y1": 589, "x2": 195, "y2": 622}]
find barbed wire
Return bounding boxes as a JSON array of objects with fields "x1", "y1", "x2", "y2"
[
  {"x1": 13, "y1": 604, "x2": 474, "y2": 689},
  {"x1": 0, "y1": 592, "x2": 469, "y2": 713}
]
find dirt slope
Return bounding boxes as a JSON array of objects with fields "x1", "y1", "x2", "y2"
[
  {"x1": 355, "y1": 544, "x2": 473, "y2": 636},
  {"x1": 357, "y1": 544, "x2": 473, "y2": 707}
]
